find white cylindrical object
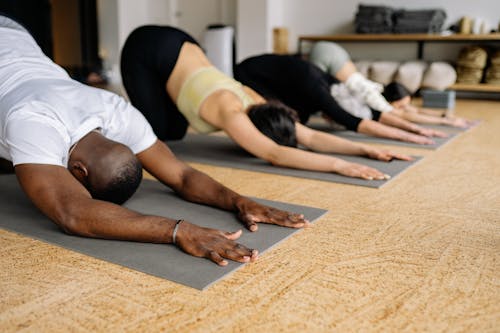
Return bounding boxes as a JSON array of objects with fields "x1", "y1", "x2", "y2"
[
  {"x1": 202, "y1": 26, "x2": 234, "y2": 77},
  {"x1": 472, "y1": 18, "x2": 483, "y2": 34}
]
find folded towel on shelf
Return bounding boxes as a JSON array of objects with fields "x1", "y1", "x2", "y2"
[
  {"x1": 355, "y1": 5, "x2": 394, "y2": 34},
  {"x1": 354, "y1": 5, "x2": 447, "y2": 34}
]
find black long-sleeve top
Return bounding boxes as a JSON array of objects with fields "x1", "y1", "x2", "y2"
[{"x1": 234, "y1": 54, "x2": 381, "y2": 131}]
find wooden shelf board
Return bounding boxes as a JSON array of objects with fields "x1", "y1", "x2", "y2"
[
  {"x1": 450, "y1": 83, "x2": 500, "y2": 93},
  {"x1": 299, "y1": 33, "x2": 500, "y2": 42}
]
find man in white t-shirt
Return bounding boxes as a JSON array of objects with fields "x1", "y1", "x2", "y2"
[{"x1": 0, "y1": 16, "x2": 309, "y2": 266}]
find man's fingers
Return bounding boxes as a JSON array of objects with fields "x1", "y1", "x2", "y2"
[
  {"x1": 247, "y1": 223, "x2": 258, "y2": 232},
  {"x1": 243, "y1": 209, "x2": 309, "y2": 229},
  {"x1": 206, "y1": 240, "x2": 257, "y2": 265},
  {"x1": 272, "y1": 212, "x2": 310, "y2": 228},
  {"x1": 241, "y1": 214, "x2": 259, "y2": 232},
  {"x1": 224, "y1": 229, "x2": 242, "y2": 240},
  {"x1": 208, "y1": 250, "x2": 228, "y2": 266}
]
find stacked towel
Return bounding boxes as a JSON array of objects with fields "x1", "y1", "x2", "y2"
[
  {"x1": 393, "y1": 9, "x2": 446, "y2": 33},
  {"x1": 354, "y1": 5, "x2": 447, "y2": 34},
  {"x1": 355, "y1": 5, "x2": 394, "y2": 34},
  {"x1": 456, "y1": 46, "x2": 488, "y2": 84}
]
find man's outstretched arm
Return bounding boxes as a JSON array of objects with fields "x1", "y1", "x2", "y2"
[
  {"x1": 15, "y1": 164, "x2": 256, "y2": 266},
  {"x1": 137, "y1": 140, "x2": 310, "y2": 231}
]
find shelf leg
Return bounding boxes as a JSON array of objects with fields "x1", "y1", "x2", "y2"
[{"x1": 417, "y1": 41, "x2": 424, "y2": 59}]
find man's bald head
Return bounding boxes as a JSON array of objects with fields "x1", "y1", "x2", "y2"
[{"x1": 68, "y1": 131, "x2": 142, "y2": 204}]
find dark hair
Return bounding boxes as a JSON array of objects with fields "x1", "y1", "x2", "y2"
[
  {"x1": 382, "y1": 82, "x2": 411, "y2": 102},
  {"x1": 90, "y1": 157, "x2": 143, "y2": 205},
  {"x1": 248, "y1": 101, "x2": 300, "y2": 147}
]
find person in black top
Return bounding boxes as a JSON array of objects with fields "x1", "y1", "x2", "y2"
[{"x1": 234, "y1": 54, "x2": 443, "y2": 145}]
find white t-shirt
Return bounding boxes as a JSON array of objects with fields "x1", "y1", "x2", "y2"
[{"x1": 0, "y1": 25, "x2": 157, "y2": 167}]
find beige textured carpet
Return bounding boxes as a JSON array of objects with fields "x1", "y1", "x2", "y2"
[{"x1": 1, "y1": 99, "x2": 499, "y2": 332}]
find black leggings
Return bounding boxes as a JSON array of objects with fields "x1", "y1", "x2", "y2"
[{"x1": 120, "y1": 25, "x2": 198, "y2": 140}]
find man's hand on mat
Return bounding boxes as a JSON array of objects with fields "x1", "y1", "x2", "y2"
[
  {"x1": 174, "y1": 221, "x2": 258, "y2": 266},
  {"x1": 364, "y1": 147, "x2": 413, "y2": 162},
  {"x1": 334, "y1": 159, "x2": 390, "y2": 180},
  {"x1": 236, "y1": 198, "x2": 310, "y2": 231}
]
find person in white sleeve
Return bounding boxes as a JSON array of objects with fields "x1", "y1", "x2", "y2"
[{"x1": 0, "y1": 15, "x2": 309, "y2": 266}]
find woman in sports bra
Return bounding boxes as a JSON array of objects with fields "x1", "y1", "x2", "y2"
[{"x1": 120, "y1": 25, "x2": 411, "y2": 181}]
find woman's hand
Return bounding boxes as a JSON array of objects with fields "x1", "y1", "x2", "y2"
[
  {"x1": 400, "y1": 131, "x2": 435, "y2": 145},
  {"x1": 363, "y1": 147, "x2": 413, "y2": 161},
  {"x1": 333, "y1": 159, "x2": 390, "y2": 180},
  {"x1": 444, "y1": 117, "x2": 477, "y2": 128},
  {"x1": 174, "y1": 220, "x2": 258, "y2": 266},
  {"x1": 414, "y1": 126, "x2": 448, "y2": 138}
]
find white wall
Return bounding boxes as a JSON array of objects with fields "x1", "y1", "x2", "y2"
[
  {"x1": 97, "y1": 0, "x2": 174, "y2": 85},
  {"x1": 236, "y1": 0, "x2": 285, "y2": 61},
  {"x1": 236, "y1": 0, "x2": 269, "y2": 62},
  {"x1": 237, "y1": 0, "x2": 500, "y2": 62},
  {"x1": 97, "y1": 0, "x2": 236, "y2": 85},
  {"x1": 98, "y1": 0, "x2": 500, "y2": 82}
]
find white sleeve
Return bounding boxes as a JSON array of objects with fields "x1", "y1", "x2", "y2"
[
  {"x1": 122, "y1": 105, "x2": 158, "y2": 154},
  {"x1": 103, "y1": 93, "x2": 158, "y2": 154},
  {"x1": 5, "y1": 115, "x2": 68, "y2": 167}
]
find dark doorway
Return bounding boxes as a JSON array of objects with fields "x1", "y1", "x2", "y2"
[
  {"x1": 0, "y1": 0, "x2": 53, "y2": 58},
  {"x1": 0, "y1": 0, "x2": 104, "y2": 84}
]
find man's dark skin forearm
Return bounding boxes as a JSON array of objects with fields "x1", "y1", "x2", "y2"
[
  {"x1": 138, "y1": 140, "x2": 309, "y2": 232},
  {"x1": 15, "y1": 163, "x2": 257, "y2": 266},
  {"x1": 14, "y1": 140, "x2": 307, "y2": 266}
]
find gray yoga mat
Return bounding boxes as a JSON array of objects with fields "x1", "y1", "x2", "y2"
[
  {"x1": 308, "y1": 124, "x2": 457, "y2": 150},
  {"x1": 0, "y1": 175, "x2": 327, "y2": 290},
  {"x1": 167, "y1": 134, "x2": 422, "y2": 188}
]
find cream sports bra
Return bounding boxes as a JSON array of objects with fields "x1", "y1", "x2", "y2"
[{"x1": 176, "y1": 67, "x2": 254, "y2": 133}]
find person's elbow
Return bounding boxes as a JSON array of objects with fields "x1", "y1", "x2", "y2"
[
  {"x1": 356, "y1": 119, "x2": 370, "y2": 132},
  {"x1": 53, "y1": 209, "x2": 94, "y2": 237},
  {"x1": 261, "y1": 147, "x2": 285, "y2": 167}
]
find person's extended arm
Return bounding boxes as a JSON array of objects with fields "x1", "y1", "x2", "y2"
[
  {"x1": 391, "y1": 107, "x2": 450, "y2": 125},
  {"x1": 15, "y1": 164, "x2": 257, "y2": 266},
  {"x1": 379, "y1": 111, "x2": 447, "y2": 138},
  {"x1": 312, "y1": 83, "x2": 435, "y2": 144},
  {"x1": 399, "y1": 105, "x2": 474, "y2": 128},
  {"x1": 137, "y1": 140, "x2": 309, "y2": 231},
  {"x1": 217, "y1": 111, "x2": 390, "y2": 180},
  {"x1": 295, "y1": 123, "x2": 412, "y2": 161},
  {"x1": 357, "y1": 118, "x2": 435, "y2": 145}
]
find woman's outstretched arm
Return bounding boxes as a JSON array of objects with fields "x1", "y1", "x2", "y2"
[
  {"x1": 295, "y1": 123, "x2": 412, "y2": 161},
  {"x1": 394, "y1": 105, "x2": 475, "y2": 128},
  {"x1": 216, "y1": 110, "x2": 390, "y2": 180}
]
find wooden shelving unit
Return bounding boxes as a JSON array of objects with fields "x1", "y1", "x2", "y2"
[
  {"x1": 298, "y1": 33, "x2": 500, "y2": 94},
  {"x1": 450, "y1": 83, "x2": 500, "y2": 93}
]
